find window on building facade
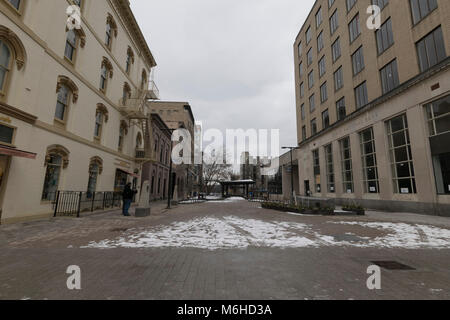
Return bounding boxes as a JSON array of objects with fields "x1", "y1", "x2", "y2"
[
  {"x1": 334, "y1": 66, "x2": 343, "y2": 91},
  {"x1": 301, "y1": 103, "x2": 305, "y2": 120},
  {"x1": 126, "y1": 47, "x2": 134, "y2": 74},
  {"x1": 42, "y1": 154, "x2": 63, "y2": 201},
  {"x1": 349, "y1": 14, "x2": 361, "y2": 43},
  {"x1": 141, "y1": 69, "x2": 148, "y2": 90},
  {"x1": 425, "y1": 94, "x2": 450, "y2": 194},
  {"x1": 319, "y1": 56, "x2": 326, "y2": 77},
  {"x1": 336, "y1": 97, "x2": 346, "y2": 121},
  {"x1": 306, "y1": 26, "x2": 312, "y2": 44},
  {"x1": 325, "y1": 144, "x2": 335, "y2": 193},
  {"x1": 309, "y1": 94, "x2": 315, "y2": 113},
  {"x1": 380, "y1": 59, "x2": 399, "y2": 94},
  {"x1": 360, "y1": 127, "x2": 380, "y2": 193},
  {"x1": 340, "y1": 136, "x2": 354, "y2": 193},
  {"x1": 298, "y1": 42, "x2": 302, "y2": 57},
  {"x1": 316, "y1": 7, "x2": 323, "y2": 28},
  {"x1": 7, "y1": 0, "x2": 21, "y2": 11},
  {"x1": 308, "y1": 70, "x2": 314, "y2": 89},
  {"x1": 299, "y1": 62, "x2": 304, "y2": 77},
  {"x1": 355, "y1": 81, "x2": 368, "y2": 109},
  {"x1": 347, "y1": 0, "x2": 357, "y2": 12},
  {"x1": 300, "y1": 82, "x2": 304, "y2": 98},
  {"x1": 330, "y1": 10, "x2": 338, "y2": 35},
  {"x1": 311, "y1": 118, "x2": 317, "y2": 136},
  {"x1": 386, "y1": 114, "x2": 417, "y2": 194},
  {"x1": 372, "y1": 0, "x2": 388, "y2": 10},
  {"x1": 0, "y1": 124, "x2": 14, "y2": 145},
  {"x1": 87, "y1": 163, "x2": 99, "y2": 197},
  {"x1": 94, "y1": 112, "x2": 103, "y2": 140},
  {"x1": 416, "y1": 26, "x2": 447, "y2": 72},
  {"x1": 322, "y1": 109, "x2": 330, "y2": 128},
  {"x1": 332, "y1": 37, "x2": 341, "y2": 63},
  {"x1": 410, "y1": 0, "x2": 438, "y2": 25},
  {"x1": 55, "y1": 84, "x2": 70, "y2": 122},
  {"x1": 105, "y1": 22, "x2": 112, "y2": 48},
  {"x1": 100, "y1": 65, "x2": 108, "y2": 92},
  {"x1": 329, "y1": 0, "x2": 336, "y2": 9},
  {"x1": 307, "y1": 48, "x2": 313, "y2": 66},
  {"x1": 317, "y1": 31, "x2": 324, "y2": 53},
  {"x1": 118, "y1": 121, "x2": 128, "y2": 151},
  {"x1": 352, "y1": 46, "x2": 365, "y2": 75},
  {"x1": 122, "y1": 82, "x2": 131, "y2": 105},
  {"x1": 302, "y1": 126, "x2": 307, "y2": 141},
  {"x1": 376, "y1": 18, "x2": 394, "y2": 55},
  {"x1": 64, "y1": 30, "x2": 77, "y2": 61},
  {"x1": 313, "y1": 149, "x2": 321, "y2": 193},
  {"x1": 0, "y1": 40, "x2": 11, "y2": 94},
  {"x1": 320, "y1": 82, "x2": 328, "y2": 103}
]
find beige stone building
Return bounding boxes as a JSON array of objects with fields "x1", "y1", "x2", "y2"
[
  {"x1": 147, "y1": 101, "x2": 198, "y2": 200},
  {"x1": 0, "y1": 0, "x2": 160, "y2": 223},
  {"x1": 292, "y1": 0, "x2": 450, "y2": 215}
]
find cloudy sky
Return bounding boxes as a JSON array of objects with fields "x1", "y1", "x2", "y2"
[{"x1": 131, "y1": 0, "x2": 315, "y2": 159}]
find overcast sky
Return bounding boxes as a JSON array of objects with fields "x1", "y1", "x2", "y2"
[{"x1": 131, "y1": 0, "x2": 315, "y2": 159}]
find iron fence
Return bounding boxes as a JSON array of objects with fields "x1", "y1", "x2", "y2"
[{"x1": 53, "y1": 191, "x2": 122, "y2": 217}]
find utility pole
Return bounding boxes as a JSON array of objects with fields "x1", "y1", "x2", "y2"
[{"x1": 282, "y1": 146, "x2": 300, "y2": 203}]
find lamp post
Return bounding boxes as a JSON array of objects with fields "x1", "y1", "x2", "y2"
[{"x1": 282, "y1": 146, "x2": 300, "y2": 203}]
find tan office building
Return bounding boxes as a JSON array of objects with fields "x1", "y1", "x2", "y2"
[
  {"x1": 0, "y1": 0, "x2": 159, "y2": 223},
  {"x1": 293, "y1": 0, "x2": 450, "y2": 215}
]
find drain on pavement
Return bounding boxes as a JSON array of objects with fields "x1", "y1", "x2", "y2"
[{"x1": 371, "y1": 261, "x2": 416, "y2": 270}]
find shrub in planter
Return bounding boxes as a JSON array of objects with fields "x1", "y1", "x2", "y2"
[{"x1": 342, "y1": 204, "x2": 365, "y2": 215}]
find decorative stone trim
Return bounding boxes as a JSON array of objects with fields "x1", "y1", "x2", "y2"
[
  {"x1": 89, "y1": 156, "x2": 104, "y2": 174},
  {"x1": 96, "y1": 103, "x2": 109, "y2": 122},
  {"x1": 107, "y1": 13, "x2": 118, "y2": 38},
  {"x1": 45, "y1": 144, "x2": 70, "y2": 168},
  {"x1": 56, "y1": 75, "x2": 79, "y2": 103},
  {"x1": 0, "y1": 25, "x2": 27, "y2": 70},
  {"x1": 101, "y1": 56, "x2": 114, "y2": 78}
]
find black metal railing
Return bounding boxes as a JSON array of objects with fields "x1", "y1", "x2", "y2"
[{"x1": 53, "y1": 191, "x2": 122, "y2": 217}]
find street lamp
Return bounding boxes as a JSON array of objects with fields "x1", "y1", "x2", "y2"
[{"x1": 282, "y1": 146, "x2": 300, "y2": 203}]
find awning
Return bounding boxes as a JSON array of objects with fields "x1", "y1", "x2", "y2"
[
  {"x1": 0, "y1": 146, "x2": 36, "y2": 159},
  {"x1": 117, "y1": 169, "x2": 139, "y2": 178}
]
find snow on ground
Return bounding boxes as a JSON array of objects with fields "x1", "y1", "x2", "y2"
[
  {"x1": 81, "y1": 216, "x2": 450, "y2": 250},
  {"x1": 208, "y1": 197, "x2": 246, "y2": 203}
]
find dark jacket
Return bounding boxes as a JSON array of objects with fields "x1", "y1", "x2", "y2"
[{"x1": 122, "y1": 185, "x2": 137, "y2": 200}]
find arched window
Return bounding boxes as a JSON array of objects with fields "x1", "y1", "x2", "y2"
[
  {"x1": 126, "y1": 47, "x2": 134, "y2": 74},
  {"x1": 118, "y1": 120, "x2": 128, "y2": 151},
  {"x1": 99, "y1": 57, "x2": 113, "y2": 92},
  {"x1": 122, "y1": 82, "x2": 131, "y2": 105},
  {"x1": 105, "y1": 14, "x2": 117, "y2": 49},
  {"x1": 42, "y1": 145, "x2": 70, "y2": 201},
  {"x1": 141, "y1": 69, "x2": 147, "y2": 90},
  {"x1": 54, "y1": 76, "x2": 78, "y2": 124},
  {"x1": 87, "y1": 156, "x2": 103, "y2": 197},
  {"x1": 136, "y1": 132, "x2": 142, "y2": 149},
  {"x1": 0, "y1": 40, "x2": 11, "y2": 94},
  {"x1": 94, "y1": 103, "x2": 108, "y2": 141}
]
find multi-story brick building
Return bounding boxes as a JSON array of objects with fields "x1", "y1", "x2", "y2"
[
  {"x1": 293, "y1": 0, "x2": 450, "y2": 215},
  {"x1": 0, "y1": 0, "x2": 159, "y2": 223}
]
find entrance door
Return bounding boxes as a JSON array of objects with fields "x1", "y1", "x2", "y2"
[{"x1": 304, "y1": 180, "x2": 310, "y2": 196}]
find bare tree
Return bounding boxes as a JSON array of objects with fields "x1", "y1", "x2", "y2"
[{"x1": 202, "y1": 152, "x2": 233, "y2": 195}]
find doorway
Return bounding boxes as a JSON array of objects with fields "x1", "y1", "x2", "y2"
[
  {"x1": 304, "y1": 180, "x2": 310, "y2": 196},
  {"x1": 0, "y1": 155, "x2": 10, "y2": 220}
]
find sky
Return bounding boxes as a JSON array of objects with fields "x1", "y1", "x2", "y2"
[{"x1": 130, "y1": 0, "x2": 315, "y2": 160}]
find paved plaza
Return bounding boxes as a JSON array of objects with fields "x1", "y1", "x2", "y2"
[{"x1": 0, "y1": 199, "x2": 449, "y2": 300}]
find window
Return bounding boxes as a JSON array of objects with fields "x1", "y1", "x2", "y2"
[
  {"x1": 318, "y1": 56, "x2": 326, "y2": 77},
  {"x1": 42, "y1": 154, "x2": 63, "y2": 201},
  {"x1": 64, "y1": 30, "x2": 77, "y2": 61},
  {"x1": 332, "y1": 37, "x2": 341, "y2": 62},
  {"x1": 340, "y1": 137, "x2": 354, "y2": 193},
  {"x1": 100, "y1": 65, "x2": 108, "y2": 92},
  {"x1": 416, "y1": 27, "x2": 447, "y2": 72},
  {"x1": 87, "y1": 163, "x2": 100, "y2": 197},
  {"x1": 317, "y1": 31, "x2": 324, "y2": 53},
  {"x1": 7, "y1": 0, "x2": 20, "y2": 10},
  {"x1": 410, "y1": 0, "x2": 438, "y2": 25},
  {"x1": 308, "y1": 70, "x2": 314, "y2": 89},
  {"x1": 376, "y1": 18, "x2": 394, "y2": 54},
  {"x1": 360, "y1": 127, "x2": 380, "y2": 193},
  {"x1": 426, "y1": 94, "x2": 450, "y2": 194},
  {"x1": 298, "y1": 42, "x2": 303, "y2": 57},
  {"x1": 0, "y1": 124, "x2": 14, "y2": 145},
  {"x1": 325, "y1": 144, "x2": 335, "y2": 193},
  {"x1": 347, "y1": 0, "x2": 357, "y2": 12},
  {"x1": 118, "y1": 121, "x2": 128, "y2": 151},
  {"x1": 300, "y1": 82, "x2": 305, "y2": 98},
  {"x1": 334, "y1": 66, "x2": 343, "y2": 91},
  {"x1": 306, "y1": 26, "x2": 312, "y2": 44},
  {"x1": 322, "y1": 109, "x2": 330, "y2": 128},
  {"x1": 351, "y1": 46, "x2": 365, "y2": 75},
  {"x1": 386, "y1": 114, "x2": 417, "y2": 194},
  {"x1": 348, "y1": 14, "x2": 361, "y2": 43},
  {"x1": 313, "y1": 149, "x2": 321, "y2": 192},
  {"x1": 311, "y1": 118, "x2": 317, "y2": 135},
  {"x1": 126, "y1": 47, "x2": 135, "y2": 75},
  {"x1": 55, "y1": 84, "x2": 69, "y2": 122},
  {"x1": 336, "y1": 97, "x2": 346, "y2": 121},
  {"x1": 122, "y1": 82, "x2": 131, "y2": 105},
  {"x1": 307, "y1": 48, "x2": 313, "y2": 66},
  {"x1": 330, "y1": 10, "x2": 338, "y2": 35},
  {"x1": 0, "y1": 40, "x2": 11, "y2": 94},
  {"x1": 355, "y1": 82, "x2": 368, "y2": 109},
  {"x1": 380, "y1": 59, "x2": 399, "y2": 94},
  {"x1": 309, "y1": 94, "x2": 315, "y2": 112},
  {"x1": 320, "y1": 82, "x2": 328, "y2": 103},
  {"x1": 372, "y1": 0, "x2": 388, "y2": 10},
  {"x1": 141, "y1": 69, "x2": 148, "y2": 90},
  {"x1": 301, "y1": 103, "x2": 305, "y2": 120},
  {"x1": 299, "y1": 62, "x2": 304, "y2": 77},
  {"x1": 302, "y1": 126, "x2": 307, "y2": 141},
  {"x1": 105, "y1": 14, "x2": 117, "y2": 49},
  {"x1": 94, "y1": 112, "x2": 103, "y2": 139},
  {"x1": 316, "y1": 7, "x2": 323, "y2": 28},
  {"x1": 105, "y1": 23, "x2": 112, "y2": 48},
  {"x1": 329, "y1": 0, "x2": 335, "y2": 8}
]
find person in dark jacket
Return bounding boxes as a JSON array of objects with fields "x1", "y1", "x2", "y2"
[{"x1": 122, "y1": 183, "x2": 137, "y2": 216}]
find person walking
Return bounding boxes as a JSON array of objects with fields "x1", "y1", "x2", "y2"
[{"x1": 122, "y1": 183, "x2": 137, "y2": 216}]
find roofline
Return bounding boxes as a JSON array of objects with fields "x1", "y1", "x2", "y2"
[{"x1": 147, "y1": 100, "x2": 195, "y2": 124}]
